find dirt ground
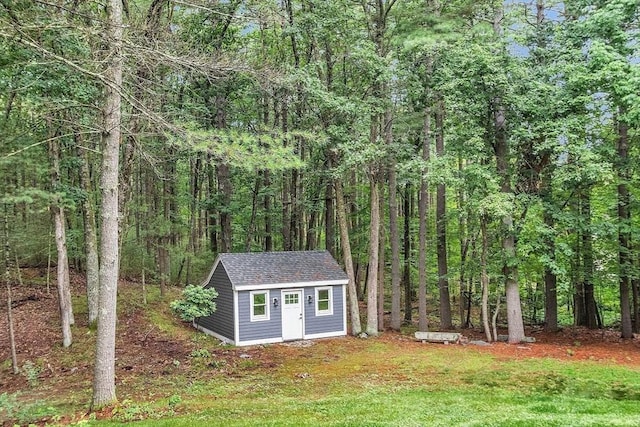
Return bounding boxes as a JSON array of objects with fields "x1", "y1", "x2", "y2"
[{"x1": 2, "y1": 269, "x2": 640, "y2": 404}]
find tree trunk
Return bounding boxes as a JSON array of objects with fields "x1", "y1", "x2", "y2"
[
  {"x1": 633, "y1": 265, "x2": 639, "y2": 333},
  {"x1": 435, "y1": 96, "x2": 452, "y2": 329},
  {"x1": 418, "y1": 106, "x2": 430, "y2": 332},
  {"x1": 280, "y1": 97, "x2": 292, "y2": 251},
  {"x1": 79, "y1": 143, "x2": 99, "y2": 325},
  {"x1": 481, "y1": 216, "x2": 492, "y2": 342},
  {"x1": 4, "y1": 204, "x2": 19, "y2": 374},
  {"x1": 458, "y1": 159, "x2": 470, "y2": 328},
  {"x1": 581, "y1": 187, "x2": 599, "y2": 329},
  {"x1": 217, "y1": 162, "x2": 232, "y2": 253},
  {"x1": 206, "y1": 160, "x2": 218, "y2": 253},
  {"x1": 49, "y1": 139, "x2": 73, "y2": 347},
  {"x1": 366, "y1": 174, "x2": 380, "y2": 336},
  {"x1": 403, "y1": 183, "x2": 412, "y2": 324},
  {"x1": 541, "y1": 175, "x2": 558, "y2": 332},
  {"x1": 53, "y1": 202, "x2": 73, "y2": 347},
  {"x1": 335, "y1": 179, "x2": 361, "y2": 335},
  {"x1": 245, "y1": 174, "x2": 261, "y2": 252},
  {"x1": 501, "y1": 195, "x2": 524, "y2": 343},
  {"x1": 215, "y1": 92, "x2": 232, "y2": 253},
  {"x1": 92, "y1": 0, "x2": 123, "y2": 408},
  {"x1": 324, "y1": 168, "x2": 335, "y2": 257},
  {"x1": 492, "y1": 3, "x2": 524, "y2": 343},
  {"x1": 264, "y1": 170, "x2": 273, "y2": 251},
  {"x1": 377, "y1": 187, "x2": 386, "y2": 331},
  {"x1": 617, "y1": 113, "x2": 633, "y2": 339},
  {"x1": 389, "y1": 154, "x2": 401, "y2": 330}
]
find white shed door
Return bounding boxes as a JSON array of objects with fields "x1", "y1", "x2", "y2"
[{"x1": 282, "y1": 290, "x2": 303, "y2": 341}]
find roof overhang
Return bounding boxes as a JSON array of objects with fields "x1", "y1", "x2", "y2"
[{"x1": 234, "y1": 279, "x2": 348, "y2": 291}]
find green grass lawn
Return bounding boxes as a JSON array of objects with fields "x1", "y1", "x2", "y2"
[{"x1": 88, "y1": 338, "x2": 640, "y2": 427}]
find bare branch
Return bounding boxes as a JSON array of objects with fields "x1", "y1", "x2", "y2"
[{"x1": 1, "y1": 131, "x2": 100, "y2": 159}]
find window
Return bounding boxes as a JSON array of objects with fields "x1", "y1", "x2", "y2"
[
  {"x1": 316, "y1": 287, "x2": 333, "y2": 316},
  {"x1": 284, "y1": 293, "x2": 299, "y2": 305},
  {"x1": 250, "y1": 291, "x2": 269, "y2": 321}
]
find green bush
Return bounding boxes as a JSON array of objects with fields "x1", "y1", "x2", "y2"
[
  {"x1": 22, "y1": 360, "x2": 41, "y2": 387},
  {"x1": 170, "y1": 285, "x2": 218, "y2": 322},
  {"x1": 190, "y1": 348, "x2": 211, "y2": 358}
]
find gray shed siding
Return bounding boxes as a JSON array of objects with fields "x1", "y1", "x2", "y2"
[
  {"x1": 304, "y1": 286, "x2": 344, "y2": 335},
  {"x1": 238, "y1": 290, "x2": 282, "y2": 342},
  {"x1": 195, "y1": 263, "x2": 235, "y2": 341}
]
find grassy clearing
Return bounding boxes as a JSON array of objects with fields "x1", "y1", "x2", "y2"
[
  {"x1": 3, "y1": 281, "x2": 640, "y2": 426},
  {"x1": 88, "y1": 339, "x2": 640, "y2": 426}
]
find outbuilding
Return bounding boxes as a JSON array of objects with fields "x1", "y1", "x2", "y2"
[{"x1": 194, "y1": 251, "x2": 348, "y2": 346}]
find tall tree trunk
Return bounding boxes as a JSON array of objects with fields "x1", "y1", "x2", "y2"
[
  {"x1": 435, "y1": 96, "x2": 452, "y2": 329},
  {"x1": 49, "y1": 139, "x2": 73, "y2": 347},
  {"x1": 217, "y1": 163, "x2": 232, "y2": 253},
  {"x1": 633, "y1": 256, "x2": 639, "y2": 333},
  {"x1": 617, "y1": 113, "x2": 633, "y2": 339},
  {"x1": 79, "y1": 144, "x2": 99, "y2": 325},
  {"x1": 335, "y1": 179, "x2": 361, "y2": 335},
  {"x1": 364, "y1": 0, "x2": 394, "y2": 335},
  {"x1": 403, "y1": 183, "x2": 412, "y2": 323},
  {"x1": 377, "y1": 186, "x2": 386, "y2": 331},
  {"x1": 324, "y1": 169, "x2": 335, "y2": 257},
  {"x1": 245, "y1": 174, "x2": 261, "y2": 252},
  {"x1": 493, "y1": 4, "x2": 524, "y2": 344},
  {"x1": 216, "y1": 94, "x2": 232, "y2": 253},
  {"x1": 481, "y1": 215, "x2": 492, "y2": 342},
  {"x1": 92, "y1": 0, "x2": 123, "y2": 408},
  {"x1": 581, "y1": 187, "x2": 599, "y2": 329},
  {"x1": 496, "y1": 139, "x2": 524, "y2": 343},
  {"x1": 4, "y1": 204, "x2": 19, "y2": 374},
  {"x1": 157, "y1": 241, "x2": 168, "y2": 297},
  {"x1": 186, "y1": 156, "x2": 202, "y2": 284},
  {"x1": 281, "y1": 100, "x2": 292, "y2": 251},
  {"x1": 306, "y1": 208, "x2": 318, "y2": 250},
  {"x1": 418, "y1": 106, "x2": 430, "y2": 332},
  {"x1": 264, "y1": 170, "x2": 273, "y2": 251},
  {"x1": 458, "y1": 158, "x2": 467, "y2": 327},
  {"x1": 291, "y1": 170, "x2": 299, "y2": 250},
  {"x1": 366, "y1": 174, "x2": 380, "y2": 336},
  {"x1": 158, "y1": 161, "x2": 173, "y2": 295},
  {"x1": 388, "y1": 111, "x2": 401, "y2": 331},
  {"x1": 541, "y1": 174, "x2": 558, "y2": 332},
  {"x1": 207, "y1": 161, "x2": 218, "y2": 253},
  {"x1": 532, "y1": 0, "x2": 559, "y2": 333}
]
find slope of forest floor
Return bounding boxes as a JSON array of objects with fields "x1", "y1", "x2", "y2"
[{"x1": 1, "y1": 269, "x2": 640, "y2": 426}]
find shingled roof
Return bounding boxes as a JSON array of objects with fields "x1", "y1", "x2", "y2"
[{"x1": 216, "y1": 250, "x2": 348, "y2": 288}]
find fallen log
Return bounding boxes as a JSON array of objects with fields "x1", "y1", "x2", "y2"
[{"x1": 414, "y1": 331, "x2": 461, "y2": 344}]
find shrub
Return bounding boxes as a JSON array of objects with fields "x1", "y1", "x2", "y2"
[
  {"x1": 22, "y1": 360, "x2": 41, "y2": 387},
  {"x1": 190, "y1": 348, "x2": 211, "y2": 358},
  {"x1": 170, "y1": 285, "x2": 218, "y2": 322}
]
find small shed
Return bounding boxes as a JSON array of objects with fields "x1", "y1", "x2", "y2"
[{"x1": 194, "y1": 250, "x2": 348, "y2": 346}]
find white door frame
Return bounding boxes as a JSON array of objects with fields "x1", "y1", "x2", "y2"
[{"x1": 281, "y1": 289, "x2": 304, "y2": 341}]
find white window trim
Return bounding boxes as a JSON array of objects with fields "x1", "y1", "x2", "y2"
[
  {"x1": 250, "y1": 290, "x2": 270, "y2": 322},
  {"x1": 315, "y1": 287, "x2": 333, "y2": 316}
]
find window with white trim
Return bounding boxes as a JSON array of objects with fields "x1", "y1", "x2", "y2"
[
  {"x1": 316, "y1": 287, "x2": 333, "y2": 316},
  {"x1": 250, "y1": 290, "x2": 269, "y2": 321}
]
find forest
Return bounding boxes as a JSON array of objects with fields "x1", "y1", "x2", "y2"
[{"x1": 1, "y1": 0, "x2": 639, "y2": 412}]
